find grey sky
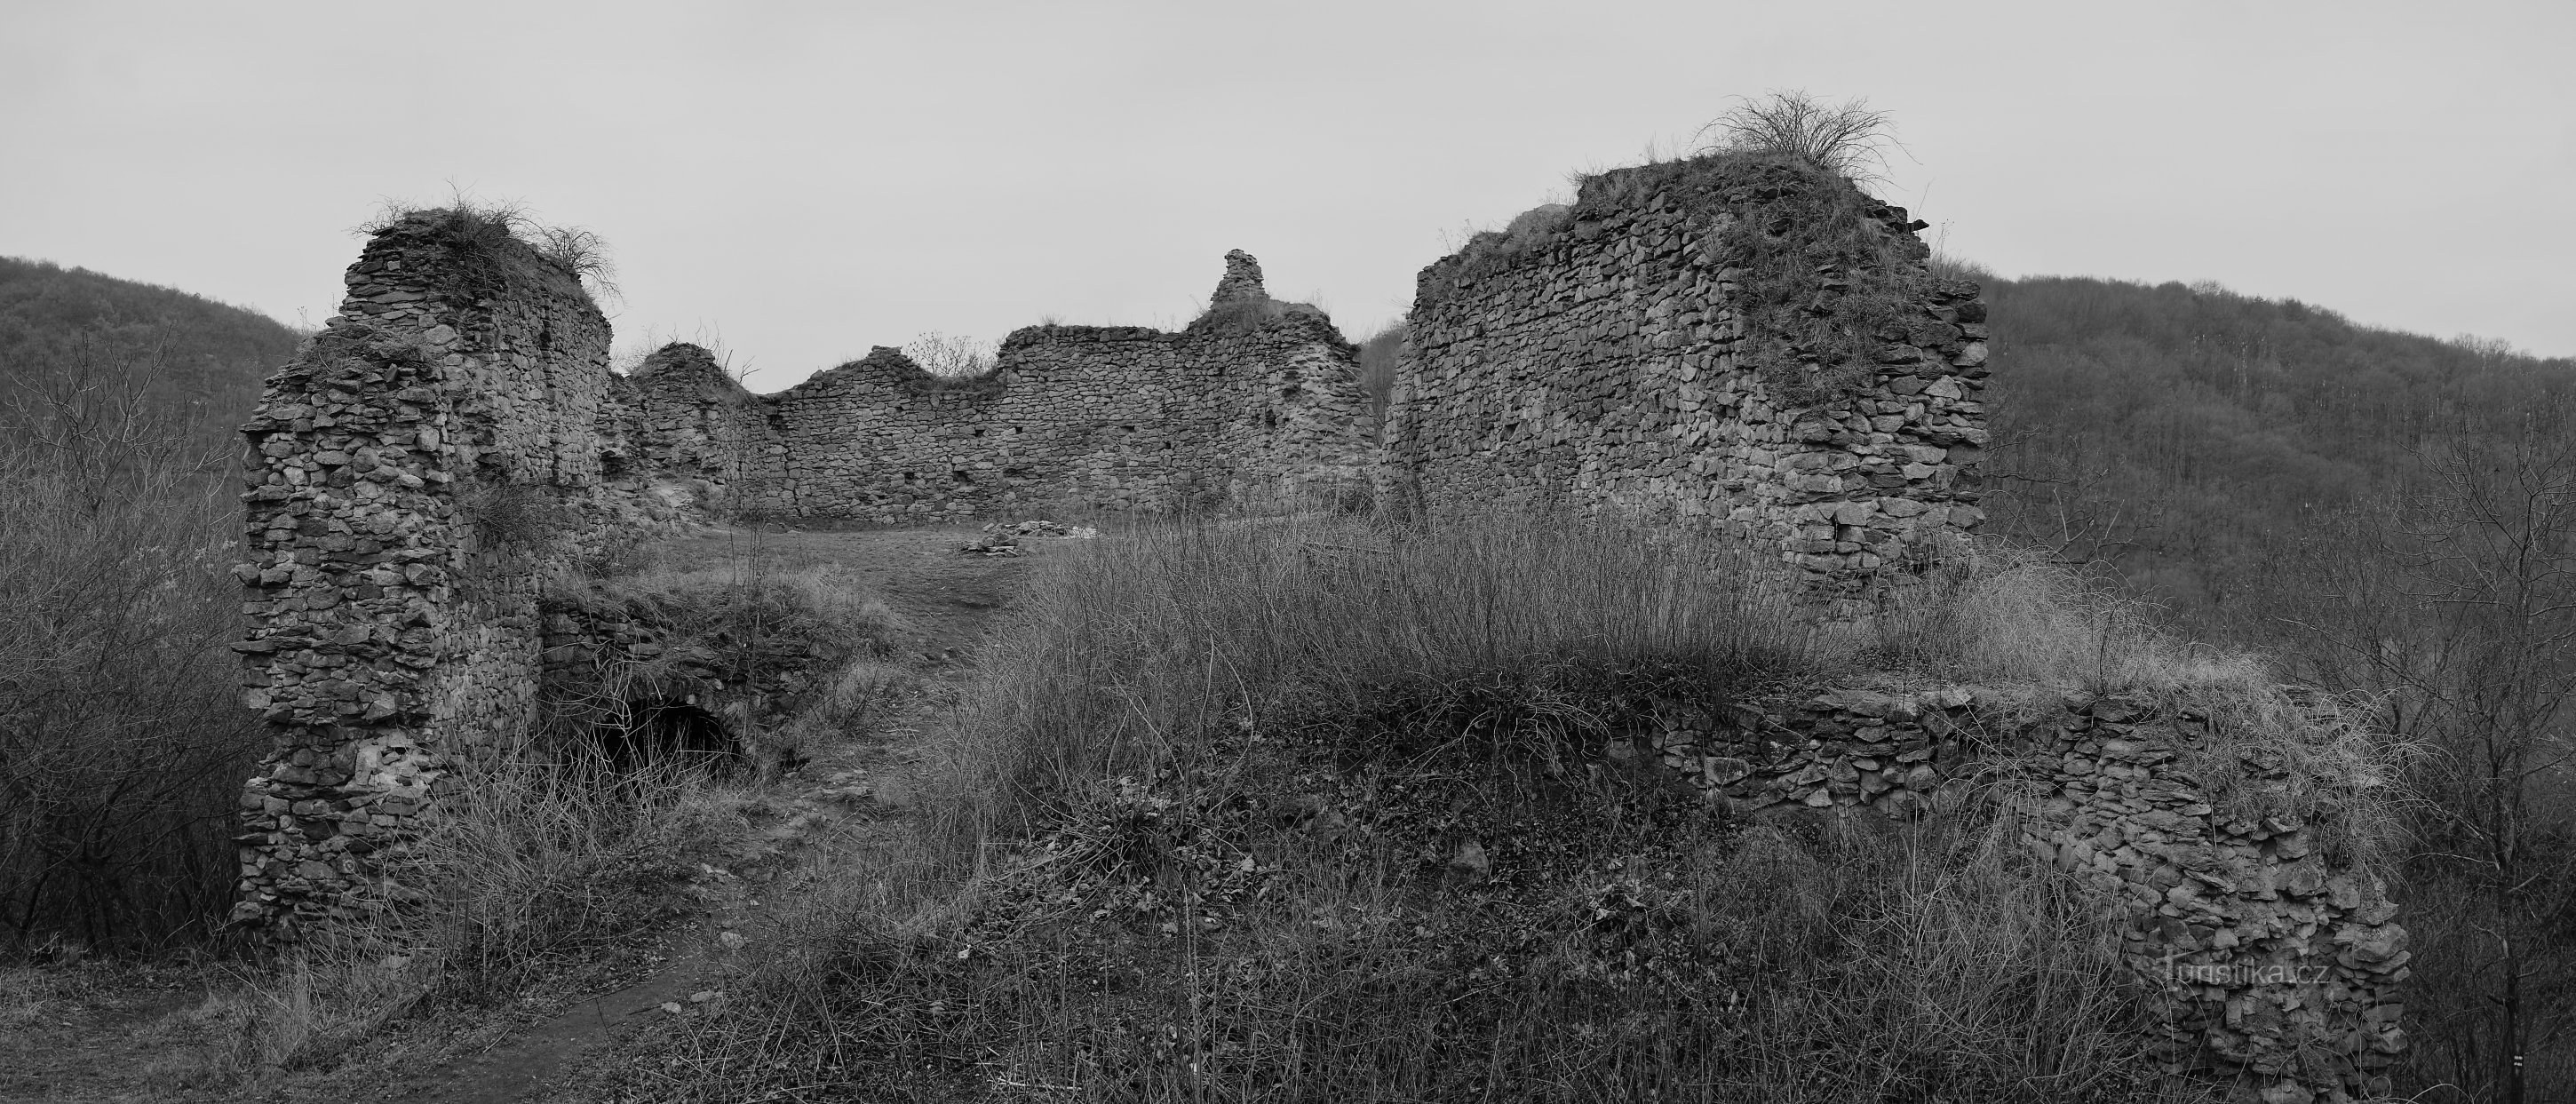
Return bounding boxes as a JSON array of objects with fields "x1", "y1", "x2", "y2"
[{"x1": 4, "y1": 0, "x2": 2568, "y2": 391}]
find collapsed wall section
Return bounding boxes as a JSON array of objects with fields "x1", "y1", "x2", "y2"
[
  {"x1": 229, "y1": 213, "x2": 611, "y2": 935},
  {"x1": 1631, "y1": 682, "x2": 2405, "y2": 1101},
  {"x1": 1386, "y1": 157, "x2": 1992, "y2": 608},
  {"x1": 618, "y1": 250, "x2": 1374, "y2": 523}
]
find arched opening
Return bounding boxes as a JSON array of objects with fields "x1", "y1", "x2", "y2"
[{"x1": 591, "y1": 701, "x2": 741, "y2": 776}]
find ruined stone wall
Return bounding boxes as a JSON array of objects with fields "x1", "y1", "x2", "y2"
[
  {"x1": 230, "y1": 214, "x2": 610, "y2": 934},
  {"x1": 1385, "y1": 157, "x2": 1992, "y2": 608},
  {"x1": 1639, "y1": 682, "x2": 2405, "y2": 1101},
  {"x1": 619, "y1": 250, "x2": 1374, "y2": 523},
  {"x1": 232, "y1": 237, "x2": 1371, "y2": 934}
]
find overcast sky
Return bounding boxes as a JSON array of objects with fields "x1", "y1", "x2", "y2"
[{"x1": 4, "y1": 0, "x2": 2568, "y2": 391}]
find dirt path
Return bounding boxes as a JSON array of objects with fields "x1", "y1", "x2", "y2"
[
  {"x1": 370, "y1": 523, "x2": 1053, "y2": 1104},
  {"x1": 0, "y1": 523, "x2": 1061, "y2": 1104},
  {"x1": 363, "y1": 523, "x2": 1049, "y2": 1103}
]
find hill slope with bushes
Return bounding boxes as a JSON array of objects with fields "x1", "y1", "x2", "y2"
[{"x1": 0, "y1": 255, "x2": 303, "y2": 438}]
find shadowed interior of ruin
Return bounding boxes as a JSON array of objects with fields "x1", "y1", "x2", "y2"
[{"x1": 589, "y1": 701, "x2": 740, "y2": 776}]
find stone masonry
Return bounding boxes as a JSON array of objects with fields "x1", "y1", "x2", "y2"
[
  {"x1": 229, "y1": 212, "x2": 613, "y2": 935},
  {"x1": 1385, "y1": 155, "x2": 2397, "y2": 1101},
  {"x1": 610, "y1": 255, "x2": 1374, "y2": 522},
  {"x1": 231, "y1": 227, "x2": 1371, "y2": 934},
  {"x1": 1385, "y1": 156, "x2": 1991, "y2": 610},
  {"x1": 1633, "y1": 683, "x2": 2405, "y2": 1101},
  {"x1": 233, "y1": 179, "x2": 2397, "y2": 1102}
]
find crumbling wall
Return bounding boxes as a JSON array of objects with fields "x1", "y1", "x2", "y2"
[
  {"x1": 1386, "y1": 157, "x2": 1992, "y2": 609},
  {"x1": 232, "y1": 239, "x2": 1372, "y2": 935},
  {"x1": 620, "y1": 250, "x2": 1374, "y2": 522},
  {"x1": 1635, "y1": 682, "x2": 2405, "y2": 1101},
  {"x1": 230, "y1": 213, "x2": 611, "y2": 934}
]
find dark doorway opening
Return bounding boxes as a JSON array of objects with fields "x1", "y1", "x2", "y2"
[{"x1": 592, "y1": 701, "x2": 741, "y2": 776}]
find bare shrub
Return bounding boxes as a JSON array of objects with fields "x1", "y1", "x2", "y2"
[
  {"x1": 1356, "y1": 320, "x2": 1404, "y2": 434},
  {"x1": 901, "y1": 332, "x2": 998, "y2": 378},
  {"x1": 0, "y1": 341, "x2": 262, "y2": 949},
  {"x1": 1696, "y1": 90, "x2": 1906, "y2": 185}
]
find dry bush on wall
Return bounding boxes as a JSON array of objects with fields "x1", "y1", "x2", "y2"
[
  {"x1": 1696, "y1": 89, "x2": 1906, "y2": 186},
  {"x1": 355, "y1": 191, "x2": 619, "y2": 306}
]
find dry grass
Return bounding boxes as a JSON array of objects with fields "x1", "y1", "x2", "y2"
[
  {"x1": 176, "y1": 754, "x2": 742, "y2": 1090},
  {"x1": 543, "y1": 558, "x2": 910, "y2": 772},
  {"x1": 1869, "y1": 545, "x2": 2402, "y2": 860},
  {"x1": 911, "y1": 512, "x2": 1817, "y2": 855},
  {"x1": 358, "y1": 192, "x2": 618, "y2": 306},
  {"x1": 592, "y1": 513, "x2": 2275, "y2": 1101}
]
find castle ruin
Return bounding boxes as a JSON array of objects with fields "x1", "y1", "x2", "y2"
[{"x1": 227, "y1": 158, "x2": 2402, "y2": 1101}]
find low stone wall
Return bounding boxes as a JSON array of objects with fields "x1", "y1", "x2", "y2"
[
  {"x1": 229, "y1": 213, "x2": 611, "y2": 934},
  {"x1": 1386, "y1": 157, "x2": 1992, "y2": 610},
  {"x1": 1636, "y1": 682, "x2": 2405, "y2": 1101},
  {"x1": 617, "y1": 250, "x2": 1375, "y2": 522}
]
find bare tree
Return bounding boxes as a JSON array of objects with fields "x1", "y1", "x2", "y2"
[
  {"x1": 2288, "y1": 423, "x2": 2576, "y2": 1103},
  {"x1": 902, "y1": 332, "x2": 998, "y2": 378}
]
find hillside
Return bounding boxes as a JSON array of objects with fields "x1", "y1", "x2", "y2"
[
  {"x1": 1974, "y1": 272, "x2": 2576, "y2": 624},
  {"x1": 0, "y1": 256, "x2": 304, "y2": 438}
]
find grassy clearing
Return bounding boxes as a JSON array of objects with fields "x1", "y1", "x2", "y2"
[{"x1": 599, "y1": 513, "x2": 2322, "y2": 1102}]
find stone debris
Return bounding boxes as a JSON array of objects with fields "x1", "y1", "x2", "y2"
[
  {"x1": 958, "y1": 535, "x2": 1024, "y2": 557},
  {"x1": 962, "y1": 519, "x2": 1098, "y2": 556},
  {"x1": 1655, "y1": 682, "x2": 2405, "y2": 1101},
  {"x1": 982, "y1": 519, "x2": 1098, "y2": 539}
]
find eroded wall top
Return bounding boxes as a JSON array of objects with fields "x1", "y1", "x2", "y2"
[
  {"x1": 616, "y1": 253, "x2": 1376, "y2": 521},
  {"x1": 1386, "y1": 155, "x2": 1992, "y2": 608}
]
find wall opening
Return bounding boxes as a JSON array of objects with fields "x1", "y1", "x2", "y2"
[{"x1": 592, "y1": 701, "x2": 741, "y2": 776}]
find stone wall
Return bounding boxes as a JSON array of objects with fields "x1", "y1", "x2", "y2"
[
  {"x1": 229, "y1": 212, "x2": 612, "y2": 934},
  {"x1": 616, "y1": 250, "x2": 1375, "y2": 523},
  {"x1": 232, "y1": 231, "x2": 1372, "y2": 934},
  {"x1": 1634, "y1": 682, "x2": 2405, "y2": 1102},
  {"x1": 1385, "y1": 156, "x2": 1992, "y2": 609}
]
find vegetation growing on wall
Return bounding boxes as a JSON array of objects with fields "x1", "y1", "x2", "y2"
[
  {"x1": 1425, "y1": 93, "x2": 1945, "y2": 412},
  {"x1": 354, "y1": 199, "x2": 617, "y2": 309}
]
